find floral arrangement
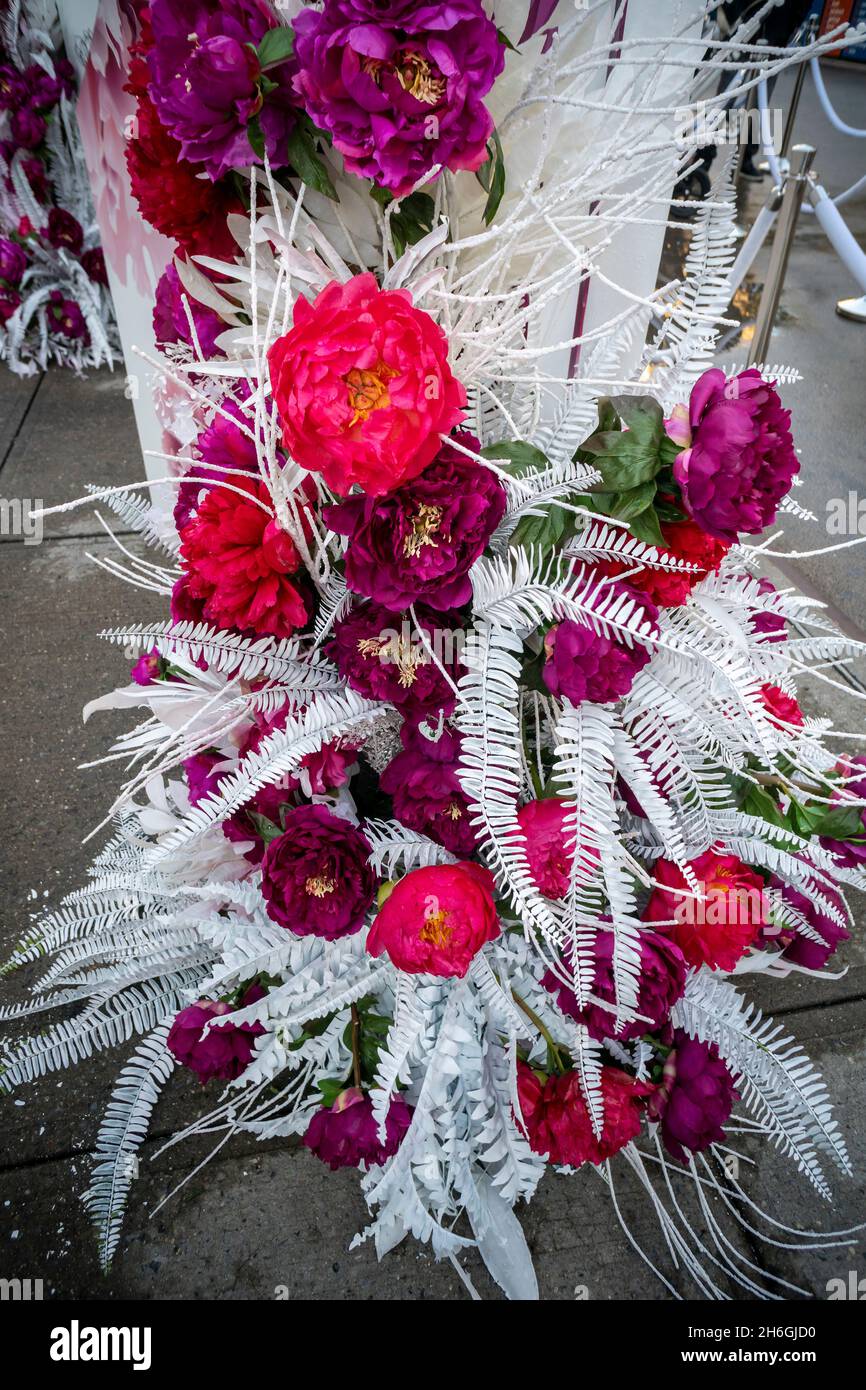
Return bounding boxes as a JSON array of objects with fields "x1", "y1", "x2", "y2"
[
  {"x1": 3, "y1": 2, "x2": 865, "y2": 1300},
  {"x1": 0, "y1": 1, "x2": 117, "y2": 375}
]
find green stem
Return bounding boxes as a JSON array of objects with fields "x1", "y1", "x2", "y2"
[
  {"x1": 512, "y1": 990, "x2": 566, "y2": 1073},
  {"x1": 350, "y1": 1003, "x2": 362, "y2": 1089}
]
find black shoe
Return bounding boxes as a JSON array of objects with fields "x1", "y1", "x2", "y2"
[{"x1": 739, "y1": 154, "x2": 766, "y2": 183}]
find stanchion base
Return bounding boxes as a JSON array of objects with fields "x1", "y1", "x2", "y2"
[{"x1": 836, "y1": 295, "x2": 866, "y2": 324}]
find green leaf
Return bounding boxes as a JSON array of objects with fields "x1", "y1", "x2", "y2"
[
  {"x1": 247, "y1": 114, "x2": 266, "y2": 161},
  {"x1": 476, "y1": 127, "x2": 506, "y2": 225},
  {"x1": 317, "y1": 1077, "x2": 348, "y2": 1108},
  {"x1": 480, "y1": 440, "x2": 548, "y2": 474},
  {"x1": 497, "y1": 27, "x2": 520, "y2": 51},
  {"x1": 578, "y1": 394, "x2": 667, "y2": 491},
  {"x1": 247, "y1": 811, "x2": 283, "y2": 844},
  {"x1": 286, "y1": 119, "x2": 338, "y2": 200},
  {"x1": 741, "y1": 783, "x2": 788, "y2": 829},
  {"x1": 510, "y1": 504, "x2": 570, "y2": 554},
  {"x1": 809, "y1": 804, "x2": 866, "y2": 841},
  {"x1": 627, "y1": 506, "x2": 666, "y2": 547},
  {"x1": 257, "y1": 26, "x2": 295, "y2": 69}
]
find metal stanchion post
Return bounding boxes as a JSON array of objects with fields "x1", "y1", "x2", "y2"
[
  {"x1": 779, "y1": 58, "x2": 808, "y2": 160},
  {"x1": 747, "y1": 143, "x2": 815, "y2": 366}
]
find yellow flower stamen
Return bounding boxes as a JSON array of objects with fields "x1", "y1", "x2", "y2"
[
  {"x1": 305, "y1": 875, "x2": 337, "y2": 898},
  {"x1": 403, "y1": 504, "x2": 444, "y2": 558},
  {"x1": 420, "y1": 909, "x2": 454, "y2": 948}
]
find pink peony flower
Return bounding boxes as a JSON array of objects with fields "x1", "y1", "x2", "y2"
[
  {"x1": 516, "y1": 796, "x2": 599, "y2": 899},
  {"x1": 167, "y1": 985, "x2": 265, "y2": 1085},
  {"x1": 367, "y1": 861, "x2": 499, "y2": 977},
  {"x1": 269, "y1": 272, "x2": 466, "y2": 496},
  {"x1": 303, "y1": 1087, "x2": 412, "y2": 1170},
  {"x1": 643, "y1": 850, "x2": 766, "y2": 972},
  {"x1": 672, "y1": 368, "x2": 798, "y2": 542},
  {"x1": 260, "y1": 804, "x2": 376, "y2": 939},
  {"x1": 517, "y1": 1062, "x2": 653, "y2": 1166},
  {"x1": 649, "y1": 1030, "x2": 738, "y2": 1162},
  {"x1": 178, "y1": 477, "x2": 309, "y2": 639},
  {"x1": 183, "y1": 751, "x2": 223, "y2": 807},
  {"x1": 760, "y1": 683, "x2": 803, "y2": 727},
  {"x1": 543, "y1": 928, "x2": 686, "y2": 1043},
  {"x1": 819, "y1": 756, "x2": 866, "y2": 870}
]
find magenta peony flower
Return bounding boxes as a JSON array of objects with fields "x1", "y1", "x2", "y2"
[
  {"x1": 367, "y1": 861, "x2": 499, "y2": 977},
  {"x1": 325, "y1": 435, "x2": 505, "y2": 611},
  {"x1": 269, "y1": 273, "x2": 466, "y2": 496},
  {"x1": 749, "y1": 576, "x2": 787, "y2": 644},
  {"x1": 24, "y1": 59, "x2": 74, "y2": 110},
  {"x1": 174, "y1": 394, "x2": 261, "y2": 533},
  {"x1": 0, "y1": 66, "x2": 27, "y2": 111},
  {"x1": 543, "y1": 928, "x2": 687, "y2": 1043},
  {"x1": 167, "y1": 985, "x2": 266, "y2": 1085},
  {"x1": 0, "y1": 237, "x2": 27, "y2": 285},
  {"x1": 818, "y1": 756, "x2": 866, "y2": 870},
  {"x1": 649, "y1": 1030, "x2": 738, "y2": 1162},
  {"x1": 326, "y1": 600, "x2": 464, "y2": 720},
  {"x1": 10, "y1": 107, "x2": 46, "y2": 148},
  {"x1": 672, "y1": 368, "x2": 798, "y2": 542},
  {"x1": 543, "y1": 585, "x2": 659, "y2": 706},
  {"x1": 147, "y1": 0, "x2": 298, "y2": 179},
  {"x1": 183, "y1": 751, "x2": 224, "y2": 807},
  {"x1": 293, "y1": 0, "x2": 504, "y2": 196},
  {"x1": 517, "y1": 1062, "x2": 653, "y2": 1166},
  {"x1": 42, "y1": 207, "x2": 83, "y2": 255},
  {"x1": 260, "y1": 804, "x2": 376, "y2": 939},
  {"x1": 130, "y1": 646, "x2": 165, "y2": 686},
  {"x1": 46, "y1": 290, "x2": 88, "y2": 340},
  {"x1": 153, "y1": 263, "x2": 226, "y2": 358},
  {"x1": 768, "y1": 878, "x2": 849, "y2": 971},
  {"x1": 380, "y1": 723, "x2": 477, "y2": 855},
  {"x1": 304, "y1": 1087, "x2": 412, "y2": 1170}
]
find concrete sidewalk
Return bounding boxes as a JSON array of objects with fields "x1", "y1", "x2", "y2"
[{"x1": 1, "y1": 62, "x2": 865, "y2": 1302}]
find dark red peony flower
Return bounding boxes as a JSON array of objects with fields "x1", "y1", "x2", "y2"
[
  {"x1": 178, "y1": 476, "x2": 309, "y2": 639},
  {"x1": 643, "y1": 850, "x2": 766, "y2": 972},
  {"x1": 380, "y1": 722, "x2": 477, "y2": 856},
  {"x1": 303, "y1": 1087, "x2": 412, "y2": 1170},
  {"x1": 41, "y1": 207, "x2": 83, "y2": 255},
  {"x1": 517, "y1": 1062, "x2": 652, "y2": 1166},
  {"x1": 167, "y1": 984, "x2": 265, "y2": 1085},
  {"x1": 260, "y1": 804, "x2": 376, "y2": 939},
  {"x1": 126, "y1": 94, "x2": 242, "y2": 258},
  {"x1": 543, "y1": 928, "x2": 687, "y2": 1043},
  {"x1": 649, "y1": 1030, "x2": 738, "y2": 1162},
  {"x1": 46, "y1": 290, "x2": 88, "y2": 341},
  {"x1": 596, "y1": 518, "x2": 730, "y2": 608},
  {"x1": 367, "y1": 861, "x2": 499, "y2": 977},
  {"x1": 326, "y1": 601, "x2": 464, "y2": 720},
  {"x1": 81, "y1": 247, "x2": 108, "y2": 286},
  {"x1": 324, "y1": 434, "x2": 505, "y2": 610}
]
